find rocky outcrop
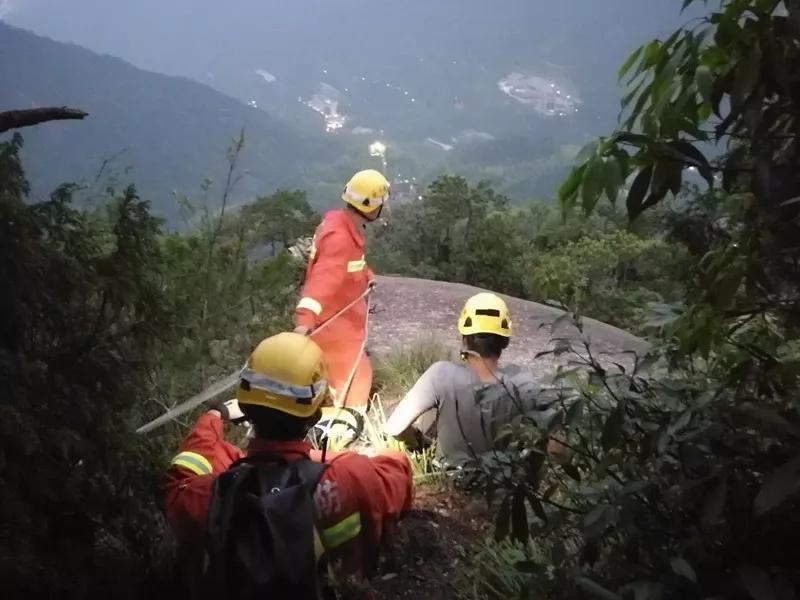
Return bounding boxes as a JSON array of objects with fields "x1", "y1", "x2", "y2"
[{"x1": 369, "y1": 276, "x2": 648, "y2": 378}]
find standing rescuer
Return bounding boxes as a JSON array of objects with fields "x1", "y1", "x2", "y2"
[
  {"x1": 162, "y1": 332, "x2": 413, "y2": 598},
  {"x1": 294, "y1": 169, "x2": 389, "y2": 414}
]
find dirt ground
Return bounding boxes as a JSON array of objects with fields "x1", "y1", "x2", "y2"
[{"x1": 370, "y1": 485, "x2": 492, "y2": 600}]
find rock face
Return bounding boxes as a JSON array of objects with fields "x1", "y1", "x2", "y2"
[{"x1": 369, "y1": 276, "x2": 648, "y2": 378}]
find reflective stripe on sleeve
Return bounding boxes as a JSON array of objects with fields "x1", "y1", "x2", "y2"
[
  {"x1": 320, "y1": 512, "x2": 362, "y2": 549},
  {"x1": 347, "y1": 257, "x2": 366, "y2": 272},
  {"x1": 170, "y1": 451, "x2": 213, "y2": 476},
  {"x1": 297, "y1": 297, "x2": 323, "y2": 315}
]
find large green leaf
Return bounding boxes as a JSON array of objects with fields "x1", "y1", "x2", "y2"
[
  {"x1": 731, "y1": 41, "x2": 763, "y2": 113},
  {"x1": 754, "y1": 455, "x2": 800, "y2": 516},
  {"x1": 566, "y1": 398, "x2": 585, "y2": 427},
  {"x1": 495, "y1": 494, "x2": 511, "y2": 541},
  {"x1": 702, "y1": 478, "x2": 727, "y2": 528},
  {"x1": 626, "y1": 165, "x2": 654, "y2": 222},
  {"x1": 575, "y1": 577, "x2": 622, "y2": 600},
  {"x1": 527, "y1": 494, "x2": 548, "y2": 523},
  {"x1": 619, "y1": 45, "x2": 645, "y2": 81},
  {"x1": 563, "y1": 462, "x2": 582, "y2": 482},
  {"x1": 739, "y1": 565, "x2": 776, "y2": 600},
  {"x1": 558, "y1": 164, "x2": 587, "y2": 211},
  {"x1": 511, "y1": 488, "x2": 529, "y2": 543},
  {"x1": 632, "y1": 582, "x2": 664, "y2": 600},
  {"x1": 713, "y1": 268, "x2": 743, "y2": 309},
  {"x1": 614, "y1": 132, "x2": 652, "y2": 147},
  {"x1": 669, "y1": 140, "x2": 714, "y2": 187},
  {"x1": 576, "y1": 140, "x2": 601, "y2": 164},
  {"x1": 601, "y1": 407, "x2": 625, "y2": 451},
  {"x1": 624, "y1": 80, "x2": 655, "y2": 131},
  {"x1": 670, "y1": 557, "x2": 697, "y2": 583},
  {"x1": 695, "y1": 65, "x2": 714, "y2": 106},
  {"x1": 601, "y1": 158, "x2": 624, "y2": 204},
  {"x1": 583, "y1": 503, "x2": 609, "y2": 529},
  {"x1": 637, "y1": 160, "x2": 680, "y2": 215},
  {"x1": 581, "y1": 158, "x2": 604, "y2": 213},
  {"x1": 515, "y1": 560, "x2": 539, "y2": 574}
]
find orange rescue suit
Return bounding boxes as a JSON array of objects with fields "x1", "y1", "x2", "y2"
[
  {"x1": 162, "y1": 412, "x2": 413, "y2": 584},
  {"x1": 295, "y1": 208, "x2": 374, "y2": 408}
]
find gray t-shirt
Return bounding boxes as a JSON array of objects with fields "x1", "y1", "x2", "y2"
[{"x1": 384, "y1": 361, "x2": 550, "y2": 466}]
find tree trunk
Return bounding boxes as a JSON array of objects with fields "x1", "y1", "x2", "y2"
[{"x1": 0, "y1": 107, "x2": 88, "y2": 133}]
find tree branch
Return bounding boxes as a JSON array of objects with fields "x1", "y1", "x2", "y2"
[{"x1": 0, "y1": 107, "x2": 88, "y2": 133}]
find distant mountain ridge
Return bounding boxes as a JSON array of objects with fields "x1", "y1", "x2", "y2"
[{"x1": 0, "y1": 22, "x2": 340, "y2": 225}]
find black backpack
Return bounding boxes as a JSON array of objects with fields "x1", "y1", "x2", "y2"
[{"x1": 203, "y1": 455, "x2": 329, "y2": 600}]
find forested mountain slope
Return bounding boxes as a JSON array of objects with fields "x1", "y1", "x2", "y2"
[{"x1": 0, "y1": 22, "x2": 340, "y2": 225}]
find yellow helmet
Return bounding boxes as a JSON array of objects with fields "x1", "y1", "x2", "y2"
[
  {"x1": 458, "y1": 293, "x2": 512, "y2": 338},
  {"x1": 237, "y1": 332, "x2": 329, "y2": 418},
  {"x1": 342, "y1": 169, "x2": 390, "y2": 214}
]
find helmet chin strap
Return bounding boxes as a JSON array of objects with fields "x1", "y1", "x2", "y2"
[{"x1": 367, "y1": 204, "x2": 384, "y2": 221}]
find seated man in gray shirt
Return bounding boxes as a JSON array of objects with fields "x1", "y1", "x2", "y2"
[{"x1": 384, "y1": 293, "x2": 553, "y2": 467}]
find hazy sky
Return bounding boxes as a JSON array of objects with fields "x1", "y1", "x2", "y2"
[
  {"x1": 1, "y1": 1, "x2": 707, "y2": 207},
  {"x1": 3, "y1": 1, "x2": 696, "y2": 81},
  {"x1": 5, "y1": 1, "x2": 710, "y2": 158}
]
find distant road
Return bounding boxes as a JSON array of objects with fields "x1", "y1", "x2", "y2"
[{"x1": 369, "y1": 276, "x2": 648, "y2": 378}]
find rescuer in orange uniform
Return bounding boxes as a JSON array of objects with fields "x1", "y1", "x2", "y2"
[
  {"x1": 293, "y1": 170, "x2": 389, "y2": 416},
  {"x1": 162, "y1": 332, "x2": 413, "y2": 595}
]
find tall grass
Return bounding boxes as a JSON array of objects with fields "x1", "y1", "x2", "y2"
[
  {"x1": 323, "y1": 339, "x2": 453, "y2": 481},
  {"x1": 360, "y1": 396, "x2": 445, "y2": 484},
  {"x1": 372, "y1": 336, "x2": 454, "y2": 401},
  {"x1": 455, "y1": 538, "x2": 543, "y2": 600},
  {"x1": 365, "y1": 337, "x2": 454, "y2": 483}
]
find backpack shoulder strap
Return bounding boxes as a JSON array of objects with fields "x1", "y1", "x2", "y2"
[{"x1": 291, "y1": 458, "x2": 329, "y2": 495}]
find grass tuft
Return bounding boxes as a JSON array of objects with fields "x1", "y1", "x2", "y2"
[
  {"x1": 372, "y1": 336, "x2": 454, "y2": 401},
  {"x1": 455, "y1": 538, "x2": 543, "y2": 599}
]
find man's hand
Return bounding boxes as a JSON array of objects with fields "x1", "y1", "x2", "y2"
[
  {"x1": 394, "y1": 426, "x2": 429, "y2": 452},
  {"x1": 293, "y1": 325, "x2": 312, "y2": 336},
  {"x1": 208, "y1": 398, "x2": 247, "y2": 424}
]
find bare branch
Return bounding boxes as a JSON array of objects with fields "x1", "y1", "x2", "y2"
[{"x1": 0, "y1": 107, "x2": 88, "y2": 133}]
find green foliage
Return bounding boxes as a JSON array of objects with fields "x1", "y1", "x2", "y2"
[
  {"x1": 464, "y1": 318, "x2": 800, "y2": 598},
  {"x1": 372, "y1": 177, "x2": 686, "y2": 332},
  {"x1": 0, "y1": 132, "x2": 315, "y2": 597},
  {"x1": 0, "y1": 134, "x2": 173, "y2": 597},
  {"x1": 235, "y1": 189, "x2": 320, "y2": 251},
  {"x1": 558, "y1": 0, "x2": 800, "y2": 368},
  {"x1": 146, "y1": 142, "x2": 312, "y2": 434},
  {"x1": 455, "y1": 538, "x2": 537, "y2": 599},
  {"x1": 376, "y1": 175, "x2": 519, "y2": 291},
  {"x1": 531, "y1": 230, "x2": 687, "y2": 331},
  {"x1": 468, "y1": 1, "x2": 800, "y2": 598}
]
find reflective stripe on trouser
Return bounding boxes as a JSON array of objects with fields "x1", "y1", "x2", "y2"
[{"x1": 319, "y1": 342, "x2": 372, "y2": 409}]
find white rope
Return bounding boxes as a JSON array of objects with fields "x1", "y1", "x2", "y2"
[
  {"x1": 309, "y1": 284, "x2": 374, "y2": 337},
  {"x1": 315, "y1": 292, "x2": 372, "y2": 454},
  {"x1": 136, "y1": 285, "x2": 376, "y2": 435}
]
